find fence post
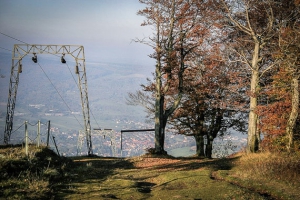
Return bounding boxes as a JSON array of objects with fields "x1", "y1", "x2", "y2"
[
  {"x1": 47, "y1": 120, "x2": 50, "y2": 147},
  {"x1": 37, "y1": 120, "x2": 40, "y2": 147},
  {"x1": 25, "y1": 121, "x2": 28, "y2": 156},
  {"x1": 120, "y1": 132, "x2": 123, "y2": 157}
]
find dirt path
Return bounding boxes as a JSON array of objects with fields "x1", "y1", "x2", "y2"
[{"x1": 53, "y1": 156, "x2": 270, "y2": 200}]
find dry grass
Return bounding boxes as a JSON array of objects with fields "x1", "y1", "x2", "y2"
[
  {"x1": 0, "y1": 145, "x2": 71, "y2": 199},
  {"x1": 234, "y1": 152, "x2": 300, "y2": 183},
  {"x1": 218, "y1": 151, "x2": 300, "y2": 199}
]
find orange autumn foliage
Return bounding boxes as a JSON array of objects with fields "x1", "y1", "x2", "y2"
[{"x1": 257, "y1": 68, "x2": 293, "y2": 151}]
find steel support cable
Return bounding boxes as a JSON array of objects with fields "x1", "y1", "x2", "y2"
[
  {"x1": 50, "y1": 132, "x2": 60, "y2": 155},
  {"x1": 89, "y1": 106, "x2": 101, "y2": 129},
  {"x1": 50, "y1": 133, "x2": 55, "y2": 144},
  {"x1": 11, "y1": 122, "x2": 25, "y2": 134},
  {"x1": 65, "y1": 62, "x2": 79, "y2": 87},
  {"x1": 37, "y1": 62, "x2": 84, "y2": 129},
  {"x1": 0, "y1": 32, "x2": 60, "y2": 58},
  {"x1": 65, "y1": 62, "x2": 101, "y2": 129},
  {"x1": 65, "y1": 61, "x2": 100, "y2": 130},
  {"x1": 0, "y1": 31, "x2": 28, "y2": 44},
  {"x1": 0, "y1": 46, "x2": 13, "y2": 52}
]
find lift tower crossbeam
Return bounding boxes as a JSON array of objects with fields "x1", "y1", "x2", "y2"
[{"x1": 4, "y1": 44, "x2": 93, "y2": 156}]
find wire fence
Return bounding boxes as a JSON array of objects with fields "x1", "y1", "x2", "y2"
[{"x1": 2, "y1": 120, "x2": 62, "y2": 156}]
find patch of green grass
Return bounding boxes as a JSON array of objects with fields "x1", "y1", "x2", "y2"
[
  {"x1": 146, "y1": 170, "x2": 265, "y2": 200},
  {"x1": 56, "y1": 156, "x2": 266, "y2": 200}
]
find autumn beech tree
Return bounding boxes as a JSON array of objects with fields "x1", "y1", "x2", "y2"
[
  {"x1": 257, "y1": 1, "x2": 300, "y2": 152},
  {"x1": 170, "y1": 51, "x2": 228, "y2": 158},
  {"x1": 169, "y1": 42, "x2": 248, "y2": 158},
  {"x1": 221, "y1": 0, "x2": 279, "y2": 153},
  {"x1": 282, "y1": 29, "x2": 300, "y2": 152},
  {"x1": 277, "y1": 0, "x2": 300, "y2": 152},
  {"x1": 131, "y1": 0, "x2": 214, "y2": 154}
]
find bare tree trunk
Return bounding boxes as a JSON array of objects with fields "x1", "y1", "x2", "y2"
[
  {"x1": 286, "y1": 77, "x2": 299, "y2": 152},
  {"x1": 158, "y1": 95, "x2": 167, "y2": 154},
  {"x1": 205, "y1": 136, "x2": 213, "y2": 158},
  {"x1": 247, "y1": 41, "x2": 260, "y2": 153},
  {"x1": 140, "y1": 0, "x2": 193, "y2": 154},
  {"x1": 155, "y1": 0, "x2": 181, "y2": 155},
  {"x1": 206, "y1": 108, "x2": 223, "y2": 158},
  {"x1": 222, "y1": 0, "x2": 274, "y2": 153},
  {"x1": 195, "y1": 134, "x2": 205, "y2": 158},
  {"x1": 154, "y1": 17, "x2": 163, "y2": 153},
  {"x1": 154, "y1": 82, "x2": 163, "y2": 154}
]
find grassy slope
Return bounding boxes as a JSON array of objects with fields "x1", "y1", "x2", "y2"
[
  {"x1": 0, "y1": 145, "x2": 71, "y2": 199},
  {"x1": 54, "y1": 156, "x2": 266, "y2": 200},
  {"x1": 0, "y1": 146, "x2": 299, "y2": 199}
]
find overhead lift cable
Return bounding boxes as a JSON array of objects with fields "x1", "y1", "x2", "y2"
[
  {"x1": 65, "y1": 61, "x2": 101, "y2": 129},
  {"x1": 0, "y1": 31, "x2": 28, "y2": 44},
  {"x1": 1, "y1": 32, "x2": 100, "y2": 156},
  {"x1": 0, "y1": 43, "x2": 85, "y2": 130},
  {"x1": 3, "y1": 44, "x2": 92, "y2": 153},
  {"x1": 3, "y1": 44, "x2": 93, "y2": 155},
  {"x1": 0, "y1": 46, "x2": 13, "y2": 52},
  {"x1": 0, "y1": 31, "x2": 101, "y2": 131},
  {"x1": 37, "y1": 62, "x2": 84, "y2": 129}
]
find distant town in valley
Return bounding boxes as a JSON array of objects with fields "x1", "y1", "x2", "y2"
[{"x1": 3, "y1": 107, "x2": 246, "y2": 158}]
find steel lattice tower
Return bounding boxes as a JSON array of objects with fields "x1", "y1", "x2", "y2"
[{"x1": 4, "y1": 44, "x2": 93, "y2": 156}]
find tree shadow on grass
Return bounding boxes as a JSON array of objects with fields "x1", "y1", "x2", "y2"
[
  {"x1": 51, "y1": 156, "x2": 135, "y2": 199},
  {"x1": 51, "y1": 155, "x2": 240, "y2": 199},
  {"x1": 144, "y1": 156, "x2": 240, "y2": 172}
]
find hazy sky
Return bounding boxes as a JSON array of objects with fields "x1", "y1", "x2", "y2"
[{"x1": 0, "y1": 0, "x2": 154, "y2": 65}]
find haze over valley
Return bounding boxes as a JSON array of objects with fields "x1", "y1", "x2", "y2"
[
  {"x1": 0, "y1": 1, "x2": 247, "y2": 158},
  {"x1": 0, "y1": 53, "x2": 246, "y2": 157}
]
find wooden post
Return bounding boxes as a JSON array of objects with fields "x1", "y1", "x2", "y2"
[
  {"x1": 120, "y1": 132, "x2": 122, "y2": 150},
  {"x1": 37, "y1": 120, "x2": 40, "y2": 147},
  {"x1": 120, "y1": 132, "x2": 123, "y2": 157},
  {"x1": 47, "y1": 120, "x2": 50, "y2": 147},
  {"x1": 25, "y1": 121, "x2": 28, "y2": 156}
]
